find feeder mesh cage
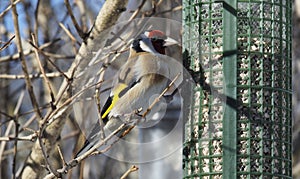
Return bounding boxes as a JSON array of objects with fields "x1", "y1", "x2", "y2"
[{"x1": 183, "y1": 0, "x2": 292, "y2": 178}]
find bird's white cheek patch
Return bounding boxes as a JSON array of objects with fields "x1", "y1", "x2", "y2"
[{"x1": 140, "y1": 40, "x2": 157, "y2": 54}]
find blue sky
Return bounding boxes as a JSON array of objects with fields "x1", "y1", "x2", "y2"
[{"x1": 0, "y1": 0, "x2": 104, "y2": 39}]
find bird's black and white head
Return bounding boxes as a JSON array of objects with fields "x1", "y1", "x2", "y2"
[{"x1": 131, "y1": 30, "x2": 177, "y2": 55}]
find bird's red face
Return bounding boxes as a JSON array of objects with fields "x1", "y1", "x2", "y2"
[
  {"x1": 144, "y1": 30, "x2": 168, "y2": 54},
  {"x1": 131, "y1": 30, "x2": 178, "y2": 55},
  {"x1": 144, "y1": 30, "x2": 166, "y2": 39}
]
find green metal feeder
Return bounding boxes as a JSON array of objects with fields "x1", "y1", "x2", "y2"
[{"x1": 183, "y1": 0, "x2": 292, "y2": 178}]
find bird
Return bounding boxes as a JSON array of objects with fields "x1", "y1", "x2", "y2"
[{"x1": 76, "y1": 30, "x2": 180, "y2": 157}]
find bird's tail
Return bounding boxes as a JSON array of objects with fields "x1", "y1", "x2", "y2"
[
  {"x1": 76, "y1": 125, "x2": 112, "y2": 157},
  {"x1": 75, "y1": 134, "x2": 101, "y2": 157},
  {"x1": 75, "y1": 118, "x2": 130, "y2": 157}
]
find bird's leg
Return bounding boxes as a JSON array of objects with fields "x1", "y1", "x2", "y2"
[{"x1": 134, "y1": 107, "x2": 143, "y2": 117}]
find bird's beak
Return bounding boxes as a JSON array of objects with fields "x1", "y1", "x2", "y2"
[{"x1": 164, "y1": 37, "x2": 178, "y2": 46}]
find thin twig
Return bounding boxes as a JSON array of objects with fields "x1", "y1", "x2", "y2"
[
  {"x1": 91, "y1": 131, "x2": 125, "y2": 156},
  {"x1": 11, "y1": 2, "x2": 54, "y2": 175},
  {"x1": 47, "y1": 58, "x2": 71, "y2": 79},
  {"x1": 57, "y1": 145, "x2": 67, "y2": 166},
  {"x1": 155, "y1": 5, "x2": 182, "y2": 15},
  {"x1": 19, "y1": 115, "x2": 36, "y2": 133},
  {"x1": 0, "y1": 90, "x2": 24, "y2": 170},
  {"x1": 2, "y1": 104, "x2": 50, "y2": 128},
  {"x1": 143, "y1": 72, "x2": 181, "y2": 117},
  {"x1": 58, "y1": 22, "x2": 77, "y2": 43},
  {"x1": 0, "y1": 38, "x2": 61, "y2": 63},
  {"x1": 61, "y1": 130, "x2": 80, "y2": 140},
  {"x1": 75, "y1": 0, "x2": 88, "y2": 33},
  {"x1": 58, "y1": 22, "x2": 79, "y2": 54},
  {"x1": 0, "y1": 49, "x2": 33, "y2": 63},
  {"x1": 156, "y1": 0, "x2": 164, "y2": 6},
  {"x1": 0, "y1": 0, "x2": 22, "y2": 18},
  {"x1": 1, "y1": 143, "x2": 33, "y2": 158},
  {"x1": 31, "y1": 33, "x2": 56, "y2": 110},
  {"x1": 0, "y1": 35, "x2": 15, "y2": 51},
  {"x1": 103, "y1": 0, "x2": 147, "y2": 46},
  {"x1": 64, "y1": 0, "x2": 86, "y2": 39},
  {"x1": 0, "y1": 121, "x2": 14, "y2": 165},
  {"x1": 10, "y1": 0, "x2": 43, "y2": 121},
  {"x1": 36, "y1": 79, "x2": 104, "y2": 162},
  {"x1": 41, "y1": 52, "x2": 75, "y2": 59},
  {"x1": 129, "y1": 0, "x2": 147, "y2": 21},
  {"x1": 29, "y1": 41, "x2": 70, "y2": 80},
  {"x1": 0, "y1": 133, "x2": 37, "y2": 142},
  {"x1": 120, "y1": 165, "x2": 139, "y2": 179},
  {"x1": 21, "y1": 0, "x2": 129, "y2": 177},
  {"x1": 12, "y1": 116, "x2": 19, "y2": 179},
  {"x1": 45, "y1": 79, "x2": 104, "y2": 124},
  {"x1": 0, "y1": 72, "x2": 63, "y2": 79},
  {"x1": 43, "y1": 123, "x2": 128, "y2": 179},
  {"x1": 94, "y1": 62, "x2": 109, "y2": 141},
  {"x1": 0, "y1": 111, "x2": 14, "y2": 119},
  {"x1": 33, "y1": 0, "x2": 41, "y2": 40}
]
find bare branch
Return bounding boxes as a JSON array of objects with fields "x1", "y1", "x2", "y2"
[
  {"x1": 0, "y1": 90, "x2": 24, "y2": 168},
  {"x1": 0, "y1": 111, "x2": 14, "y2": 119},
  {"x1": 0, "y1": 49, "x2": 33, "y2": 63},
  {"x1": 142, "y1": 72, "x2": 181, "y2": 117},
  {"x1": 31, "y1": 33, "x2": 56, "y2": 110},
  {"x1": 0, "y1": 0, "x2": 183, "y2": 178},
  {"x1": 57, "y1": 145, "x2": 67, "y2": 166},
  {"x1": 155, "y1": 5, "x2": 182, "y2": 15},
  {"x1": 2, "y1": 143, "x2": 33, "y2": 158},
  {"x1": 28, "y1": 32, "x2": 63, "y2": 177},
  {"x1": 0, "y1": 121, "x2": 14, "y2": 164},
  {"x1": 12, "y1": 118, "x2": 19, "y2": 179},
  {"x1": 0, "y1": 35, "x2": 15, "y2": 51},
  {"x1": 41, "y1": 52, "x2": 75, "y2": 59},
  {"x1": 33, "y1": 0, "x2": 40, "y2": 39},
  {"x1": 0, "y1": 39, "x2": 62, "y2": 63},
  {"x1": 129, "y1": 0, "x2": 147, "y2": 21},
  {"x1": 58, "y1": 22, "x2": 78, "y2": 43},
  {"x1": 61, "y1": 130, "x2": 80, "y2": 140},
  {"x1": 75, "y1": 0, "x2": 88, "y2": 33},
  {"x1": 58, "y1": 22, "x2": 80, "y2": 54},
  {"x1": 28, "y1": 41, "x2": 71, "y2": 80},
  {"x1": 20, "y1": 0, "x2": 129, "y2": 178},
  {"x1": 0, "y1": 134, "x2": 37, "y2": 142},
  {"x1": 64, "y1": 0, "x2": 86, "y2": 39},
  {"x1": 0, "y1": 72, "x2": 63, "y2": 79},
  {"x1": 94, "y1": 63, "x2": 109, "y2": 141},
  {"x1": 44, "y1": 123, "x2": 128, "y2": 179},
  {"x1": 43, "y1": 79, "x2": 104, "y2": 126},
  {"x1": 0, "y1": 0, "x2": 22, "y2": 18},
  {"x1": 120, "y1": 165, "x2": 139, "y2": 179},
  {"x1": 10, "y1": 0, "x2": 43, "y2": 121},
  {"x1": 43, "y1": 71, "x2": 182, "y2": 178}
]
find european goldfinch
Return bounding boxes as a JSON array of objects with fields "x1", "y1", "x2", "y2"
[{"x1": 76, "y1": 30, "x2": 180, "y2": 157}]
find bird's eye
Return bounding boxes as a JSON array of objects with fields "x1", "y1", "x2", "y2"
[{"x1": 151, "y1": 38, "x2": 165, "y2": 43}]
